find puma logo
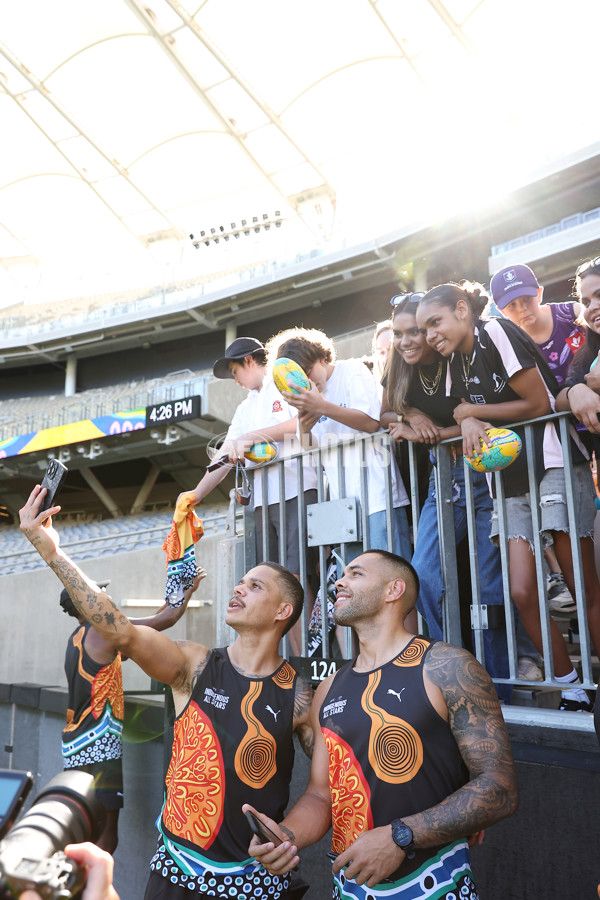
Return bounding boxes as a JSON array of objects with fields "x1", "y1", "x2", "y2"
[
  {"x1": 266, "y1": 705, "x2": 281, "y2": 721},
  {"x1": 387, "y1": 688, "x2": 406, "y2": 702}
]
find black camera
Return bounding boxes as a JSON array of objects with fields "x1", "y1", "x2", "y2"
[{"x1": 0, "y1": 770, "x2": 105, "y2": 899}]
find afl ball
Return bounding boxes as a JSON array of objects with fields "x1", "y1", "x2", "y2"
[
  {"x1": 245, "y1": 442, "x2": 277, "y2": 464},
  {"x1": 273, "y1": 357, "x2": 311, "y2": 395},
  {"x1": 465, "y1": 427, "x2": 522, "y2": 473}
]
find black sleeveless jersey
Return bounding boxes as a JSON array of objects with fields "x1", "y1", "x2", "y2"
[
  {"x1": 62, "y1": 622, "x2": 123, "y2": 767},
  {"x1": 159, "y1": 647, "x2": 297, "y2": 869},
  {"x1": 319, "y1": 637, "x2": 468, "y2": 867}
]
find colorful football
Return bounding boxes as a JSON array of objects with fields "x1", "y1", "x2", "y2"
[
  {"x1": 272, "y1": 357, "x2": 311, "y2": 395},
  {"x1": 245, "y1": 441, "x2": 277, "y2": 464},
  {"x1": 464, "y1": 427, "x2": 522, "y2": 473}
]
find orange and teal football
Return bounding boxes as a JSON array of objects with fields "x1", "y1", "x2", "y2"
[
  {"x1": 273, "y1": 357, "x2": 311, "y2": 395},
  {"x1": 465, "y1": 427, "x2": 522, "y2": 473},
  {"x1": 245, "y1": 441, "x2": 277, "y2": 464}
]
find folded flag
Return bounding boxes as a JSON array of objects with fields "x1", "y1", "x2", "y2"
[{"x1": 163, "y1": 492, "x2": 204, "y2": 606}]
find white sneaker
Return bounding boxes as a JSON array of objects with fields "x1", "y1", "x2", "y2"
[
  {"x1": 518, "y1": 656, "x2": 544, "y2": 681},
  {"x1": 548, "y1": 587, "x2": 577, "y2": 614}
]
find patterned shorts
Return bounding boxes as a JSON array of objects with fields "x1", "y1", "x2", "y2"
[
  {"x1": 147, "y1": 842, "x2": 291, "y2": 898},
  {"x1": 331, "y1": 841, "x2": 477, "y2": 900}
]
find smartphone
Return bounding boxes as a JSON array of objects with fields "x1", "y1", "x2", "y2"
[
  {"x1": 244, "y1": 810, "x2": 283, "y2": 846},
  {"x1": 39, "y1": 458, "x2": 68, "y2": 514},
  {"x1": 0, "y1": 769, "x2": 33, "y2": 839}
]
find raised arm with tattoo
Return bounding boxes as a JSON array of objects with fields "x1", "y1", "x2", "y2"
[{"x1": 19, "y1": 485, "x2": 207, "y2": 708}]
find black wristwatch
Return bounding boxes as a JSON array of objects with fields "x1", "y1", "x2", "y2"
[{"x1": 391, "y1": 819, "x2": 416, "y2": 859}]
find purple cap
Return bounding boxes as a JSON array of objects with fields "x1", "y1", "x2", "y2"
[{"x1": 490, "y1": 264, "x2": 540, "y2": 310}]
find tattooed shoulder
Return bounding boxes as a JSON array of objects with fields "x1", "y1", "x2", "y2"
[
  {"x1": 293, "y1": 677, "x2": 315, "y2": 759},
  {"x1": 425, "y1": 641, "x2": 498, "y2": 706},
  {"x1": 425, "y1": 641, "x2": 510, "y2": 768},
  {"x1": 293, "y1": 676, "x2": 313, "y2": 722}
]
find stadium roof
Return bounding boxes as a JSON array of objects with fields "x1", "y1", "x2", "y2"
[{"x1": 1, "y1": 0, "x2": 599, "y2": 306}]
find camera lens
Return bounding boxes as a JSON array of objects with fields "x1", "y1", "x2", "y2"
[
  {"x1": 9, "y1": 770, "x2": 105, "y2": 854},
  {"x1": 0, "y1": 771, "x2": 105, "y2": 897}
]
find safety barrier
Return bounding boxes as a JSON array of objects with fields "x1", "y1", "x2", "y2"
[{"x1": 229, "y1": 418, "x2": 597, "y2": 712}]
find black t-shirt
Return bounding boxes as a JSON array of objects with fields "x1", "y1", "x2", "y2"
[
  {"x1": 404, "y1": 358, "x2": 459, "y2": 428},
  {"x1": 383, "y1": 359, "x2": 458, "y2": 428},
  {"x1": 448, "y1": 317, "x2": 561, "y2": 497}
]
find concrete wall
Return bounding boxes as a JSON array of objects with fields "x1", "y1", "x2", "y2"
[{"x1": 0, "y1": 532, "x2": 227, "y2": 692}]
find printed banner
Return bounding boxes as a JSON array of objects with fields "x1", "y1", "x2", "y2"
[{"x1": 0, "y1": 409, "x2": 146, "y2": 459}]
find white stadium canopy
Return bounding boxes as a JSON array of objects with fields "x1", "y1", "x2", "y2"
[{"x1": 0, "y1": 0, "x2": 599, "y2": 305}]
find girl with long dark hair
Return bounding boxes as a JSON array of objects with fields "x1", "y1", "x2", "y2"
[
  {"x1": 557, "y1": 256, "x2": 600, "y2": 432},
  {"x1": 416, "y1": 281, "x2": 600, "y2": 711},
  {"x1": 380, "y1": 293, "x2": 511, "y2": 700}
]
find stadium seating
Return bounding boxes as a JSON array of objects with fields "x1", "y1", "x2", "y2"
[
  {"x1": 0, "y1": 504, "x2": 229, "y2": 576},
  {"x1": 0, "y1": 370, "x2": 212, "y2": 441}
]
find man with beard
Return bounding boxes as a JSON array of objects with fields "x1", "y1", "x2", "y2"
[{"x1": 245, "y1": 549, "x2": 518, "y2": 900}]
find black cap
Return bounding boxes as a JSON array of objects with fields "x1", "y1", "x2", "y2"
[
  {"x1": 213, "y1": 337, "x2": 265, "y2": 379},
  {"x1": 60, "y1": 580, "x2": 111, "y2": 615}
]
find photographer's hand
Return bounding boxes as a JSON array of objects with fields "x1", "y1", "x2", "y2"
[{"x1": 20, "y1": 841, "x2": 119, "y2": 900}]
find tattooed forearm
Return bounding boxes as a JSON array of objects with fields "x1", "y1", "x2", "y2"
[
  {"x1": 405, "y1": 643, "x2": 518, "y2": 848},
  {"x1": 49, "y1": 556, "x2": 130, "y2": 645}
]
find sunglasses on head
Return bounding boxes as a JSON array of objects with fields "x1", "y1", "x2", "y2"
[
  {"x1": 390, "y1": 292, "x2": 426, "y2": 307},
  {"x1": 575, "y1": 256, "x2": 600, "y2": 278}
]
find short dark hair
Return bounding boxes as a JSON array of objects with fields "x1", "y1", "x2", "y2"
[
  {"x1": 59, "y1": 587, "x2": 79, "y2": 619},
  {"x1": 359, "y1": 549, "x2": 420, "y2": 600},
  {"x1": 260, "y1": 561, "x2": 304, "y2": 635},
  {"x1": 236, "y1": 349, "x2": 267, "y2": 368}
]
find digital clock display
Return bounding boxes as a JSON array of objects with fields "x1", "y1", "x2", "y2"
[{"x1": 145, "y1": 395, "x2": 202, "y2": 424}]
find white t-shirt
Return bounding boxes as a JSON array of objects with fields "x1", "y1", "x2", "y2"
[
  {"x1": 310, "y1": 358, "x2": 408, "y2": 515},
  {"x1": 226, "y1": 375, "x2": 317, "y2": 508}
]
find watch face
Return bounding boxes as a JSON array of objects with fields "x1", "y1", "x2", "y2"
[{"x1": 392, "y1": 822, "x2": 412, "y2": 847}]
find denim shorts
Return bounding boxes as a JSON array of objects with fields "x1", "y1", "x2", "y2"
[{"x1": 490, "y1": 463, "x2": 597, "y2": 546}]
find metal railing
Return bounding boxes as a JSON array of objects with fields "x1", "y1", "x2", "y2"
[{"x1": 225, "y1": 420, "x2": 597, "y2": 714}]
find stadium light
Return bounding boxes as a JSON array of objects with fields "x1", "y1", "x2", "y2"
[{"x1": 190, "y1": 211, "x2": 283, "y2": 248}]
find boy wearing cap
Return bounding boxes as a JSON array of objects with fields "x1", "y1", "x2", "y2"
[
  {"x1": 491, "y1": 263, "x2": 588, "y2": 615},
  {"x1": 491, "y1": 263, "x2": 585, "y2": 386},
  {"x1": 190, "y1": 337, "x2": 317, "y2": 588}
]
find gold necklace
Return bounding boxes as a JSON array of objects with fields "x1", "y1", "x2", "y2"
[
  {"x1": 461, "y1": 350, "x2": 474, "y2": 386},
  {"x1": 418, "y1": 361, "x2": 443, "y2": 396}
]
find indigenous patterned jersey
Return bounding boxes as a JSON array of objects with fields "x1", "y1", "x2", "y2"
[
  {"x1": 151, "y1": 648, "x2": 296, "y2": 897},
  {"x1": 319, "y1": 636, "x2": 478, "y2": 900},
  {"x1": 62, "y1": 623, "x2": 123, "y2": 768}
]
